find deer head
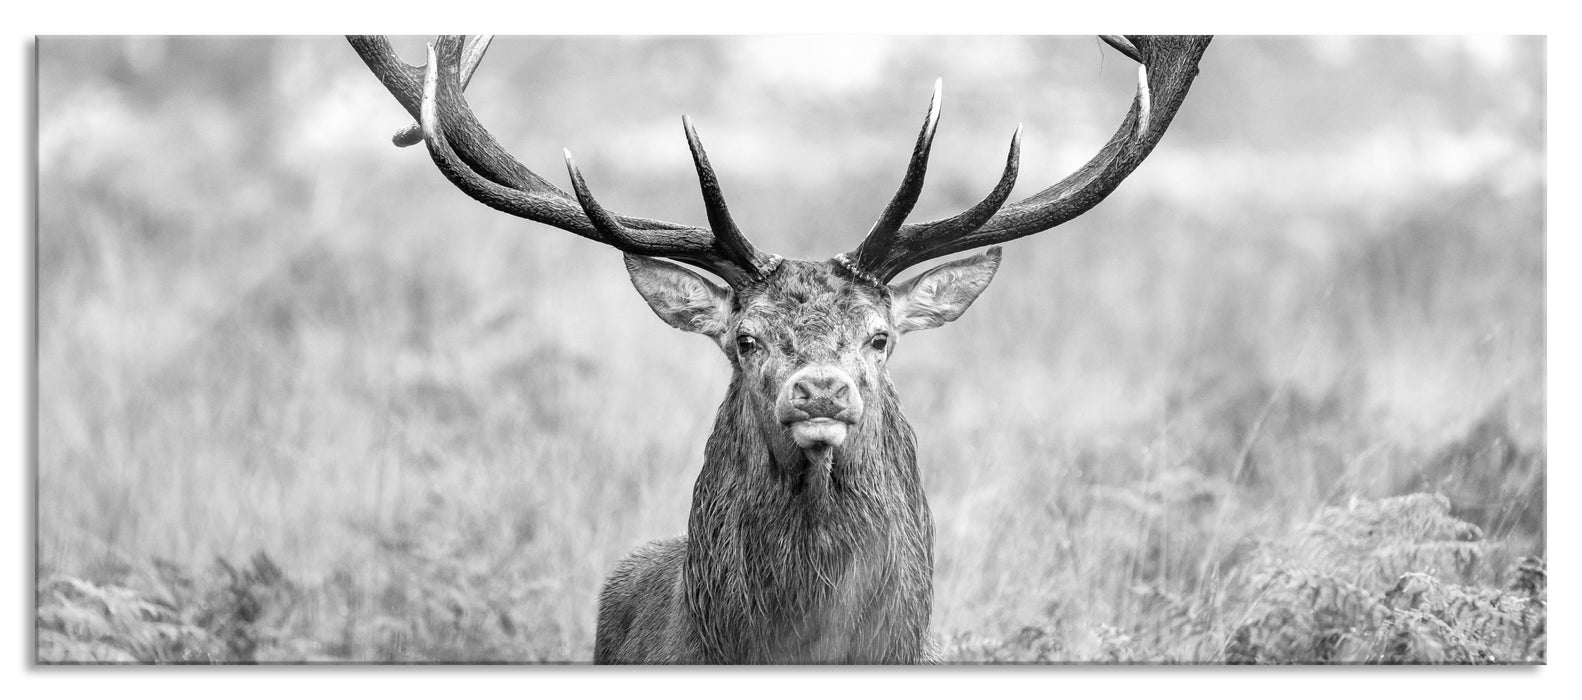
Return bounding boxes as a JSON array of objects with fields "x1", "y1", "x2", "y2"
[
  {"x1": 348, "y1": 35, "x2": 1211, "y2": 662},
  {"x1": 623, "y1": 249, "x2": 1001, "y2": 476}
]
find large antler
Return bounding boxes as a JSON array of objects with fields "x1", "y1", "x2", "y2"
[
  {"x1": 346, "y1": 35, "x2": 777, "y2": 288},
  {"x1": 847, "y1": 35, "x2": 1212, "y2": 282}
]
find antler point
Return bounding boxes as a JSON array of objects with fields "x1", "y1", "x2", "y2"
[
  {"x1": 1135, "y1": 64, "x2": 1152, "y2": 136},
  {"x1": 926, "y1": 79, "x2": 943, "y2": 123}
]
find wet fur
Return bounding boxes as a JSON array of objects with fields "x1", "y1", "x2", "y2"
[{"x1": 595, "y1": 258, "x2": 991, "y2": 664}]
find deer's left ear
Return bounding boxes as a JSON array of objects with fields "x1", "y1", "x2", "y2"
[
  {"x1": 889, "y1": 247, "x2": 1001, "y2": 333},
  {"x1": 624, "y1": 254, "x2": 733, "y2": 338}
]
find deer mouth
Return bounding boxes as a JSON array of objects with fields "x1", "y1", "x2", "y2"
[{"x1": 789, "y1": 417, "x2": 849, "y2": 450}]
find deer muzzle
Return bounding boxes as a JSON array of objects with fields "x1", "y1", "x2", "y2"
[{"x1": 776, "y1": 366, "x2": 864, "y2": 449}]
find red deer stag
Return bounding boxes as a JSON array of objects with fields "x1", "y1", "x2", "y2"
[{"x1": 348, "y1": 34, "x2": 1211, "y2": 664}]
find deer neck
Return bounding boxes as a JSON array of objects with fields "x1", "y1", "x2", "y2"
[{"x1": 682, "y1": 378, "x2": 934, "y2": 662}]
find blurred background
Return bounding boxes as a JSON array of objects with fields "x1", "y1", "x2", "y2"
[{"x1": 37, "y1": 36, "x2": 1544, "y2": 662}]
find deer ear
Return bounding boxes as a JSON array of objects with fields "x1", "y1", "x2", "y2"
[
  {"x1": 888, "y1": 247, "x2": 1001, "y2": 333},
  {"x1": 624, "y1": 254, "x2": 732, "y2": 338}
]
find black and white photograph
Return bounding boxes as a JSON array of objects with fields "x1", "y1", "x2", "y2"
[{"x1": 30, "y1": 31, "x2": 1547, "y2": 668}]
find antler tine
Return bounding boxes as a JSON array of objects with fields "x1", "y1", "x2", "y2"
[
  {"x1": 393, "y1": 35, "x2": 493, "y2": 147},
  {"x1": 852, "y1": 78, "x2": 943, "y2": 270},
  {"x1": 1099, "y1": 35, "x2": 1144, "y2": 64},
  {"x1": 413, "y1": 42, "x2": 596, "y2": 239},
  {"x1": 564, "y1": 147, "x2": 760, "y2": 288},
  {"x1": 843, "y1": 35, "x2": 1211, "y2": 283},
  {"x1": 859, "y1": 125, "x2": 1022, "y2": 281},
  {"x1": 350, "y1": 35, "x2": 562, "y2": 197},
  {"x1": 947, "y1": 36, "x2": 1210, "y2": 249},
  {"x1": 349, "y1": 35, "x2": 774, "y2": 287},
  {"x1": 683, "y1": 115, "x2": 768, "y2": 276}
]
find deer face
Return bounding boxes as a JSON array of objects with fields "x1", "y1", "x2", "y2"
[{"x1": 624, "y1": 249, "x2": 1001, "y2": 467}]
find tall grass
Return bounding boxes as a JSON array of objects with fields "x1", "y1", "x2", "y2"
[{"x1": 37, "y1": 36, "x2": 1544, "y2": 663}]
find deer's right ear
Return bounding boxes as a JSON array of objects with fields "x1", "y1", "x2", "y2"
[{"x1": 623, "y1": 254, "x2": 732, "y2": 338}]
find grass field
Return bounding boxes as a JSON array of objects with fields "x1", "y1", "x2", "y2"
[{"x1": 37, "y1": 36, "x2": 1545, "y2": 663}]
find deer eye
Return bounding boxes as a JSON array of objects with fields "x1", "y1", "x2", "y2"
[
  {"x1": 736, "y1": 334, "x2": 759, "y2": 355},
  {"x1": 869, "y1": 333, "x2": 890, "y2": 352}
]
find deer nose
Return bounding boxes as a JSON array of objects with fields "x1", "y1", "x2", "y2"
[
  {"x1": 793, "y1": 373, "x2": 848, "y2": 403},
  {"x1": 782, "y1": 366, "x2": 861, "y2": 423}
]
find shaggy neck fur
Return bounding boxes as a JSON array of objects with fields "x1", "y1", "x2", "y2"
[{"x1": 682, "y1": 374, "x2": 935, "y2": 663}]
